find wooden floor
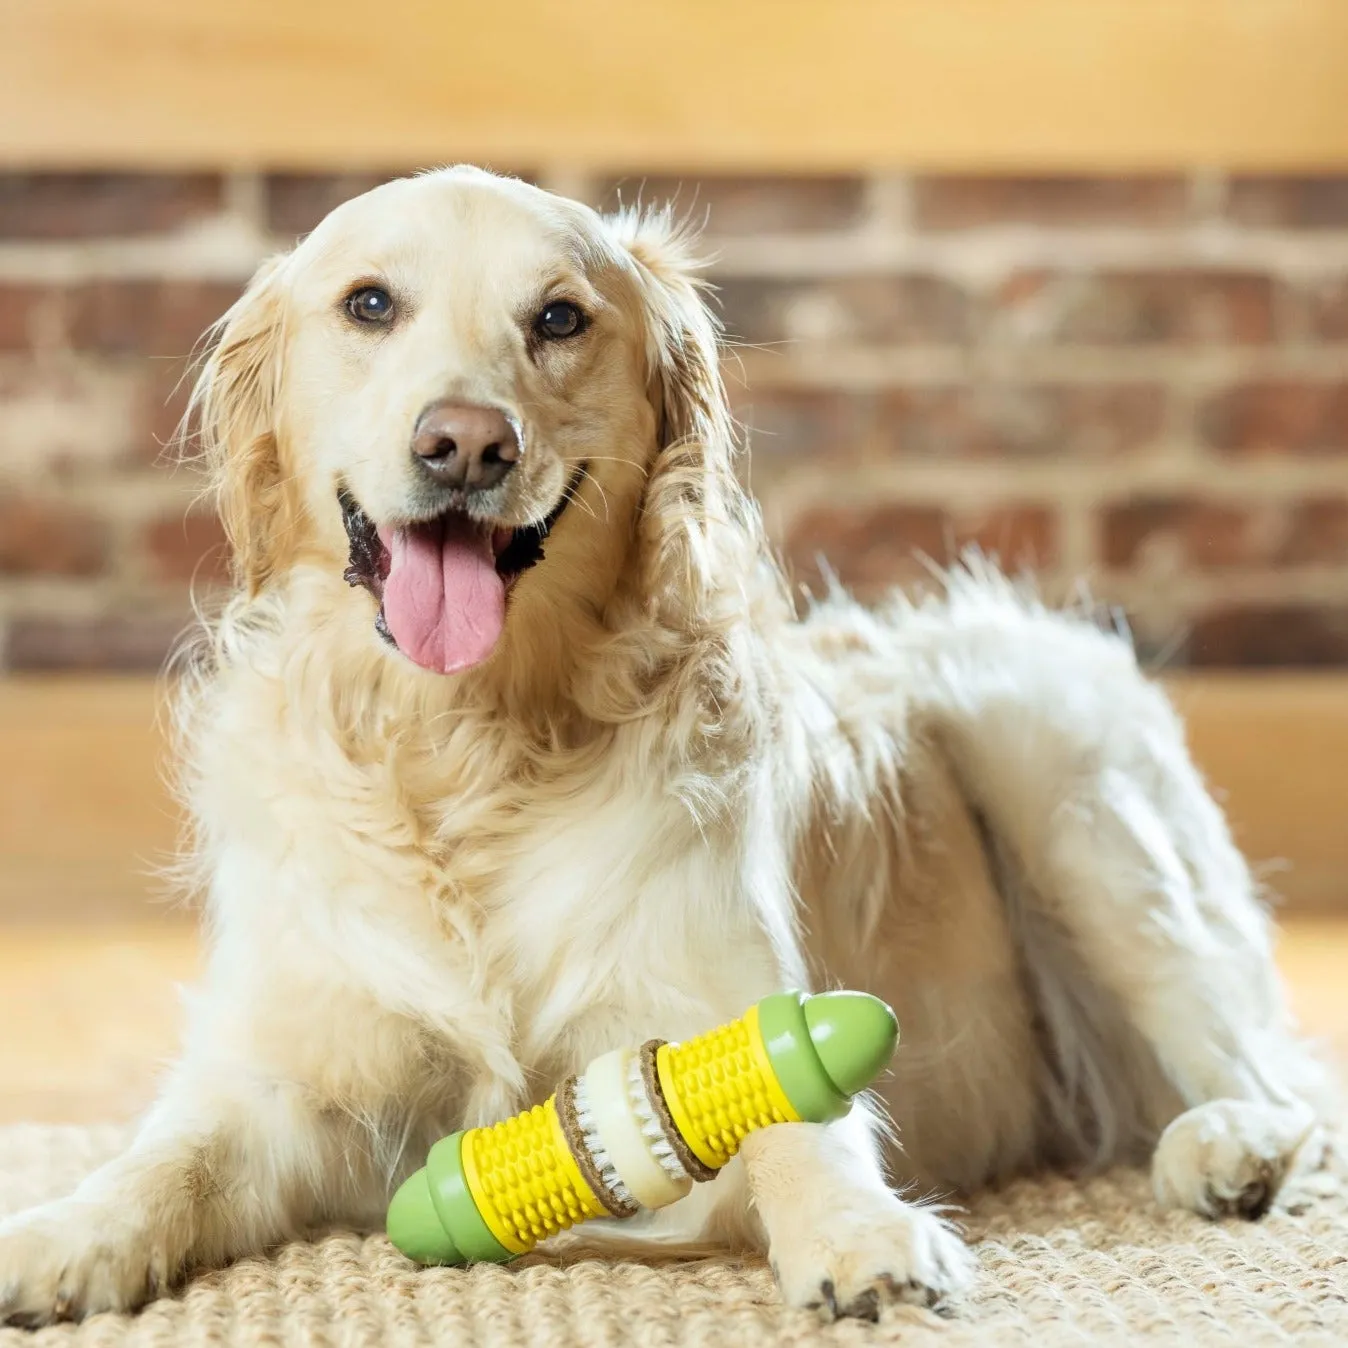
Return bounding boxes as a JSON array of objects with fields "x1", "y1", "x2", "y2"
[{"x1": 0, "y1": 920, "x2": 1344, "y2": 1126}]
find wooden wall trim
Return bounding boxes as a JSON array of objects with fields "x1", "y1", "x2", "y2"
[
  {"x1": 1166, "y1": 674, "x2": 1348, "y2": 915},
  {"x1": 0, "y1": 680, "x2": 182, "y2": 924},
  {"x1": 1, "y1": 674, "x2": 1344, "y2": 924},
  {"x1": 3, "y1": 1, "x2": 1348, "y2": 172}
]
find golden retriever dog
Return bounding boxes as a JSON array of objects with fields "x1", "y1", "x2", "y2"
[{"x1": 0, "y1": 166, "x2": 1335, "y2": 1324}]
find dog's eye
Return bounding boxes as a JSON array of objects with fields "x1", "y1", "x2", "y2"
[
  {"x1": 345, "y1": 286, "x2": 395, "y2": 325},
  {"x1": 535, "y1": 301, "x2": 585, "y2": 340}
]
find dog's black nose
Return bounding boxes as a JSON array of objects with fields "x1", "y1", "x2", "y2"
[{"x1": 411, "y1": 401, "x2": 519, "y2": 492}]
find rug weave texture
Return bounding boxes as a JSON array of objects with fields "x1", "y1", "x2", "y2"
[{"x1": 0, "y1": 1125, "x2": 1344, "y2": 1346}]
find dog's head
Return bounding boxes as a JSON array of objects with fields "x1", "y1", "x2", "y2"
[{"x1": 191, "y1": 166, "x2": 735, "y2": 681}]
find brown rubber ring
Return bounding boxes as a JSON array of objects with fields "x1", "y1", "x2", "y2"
[
  {"x1": 555, "y1": 1073, "x2": 639, "y2": 1219},
  {"x1": 639, "y1": 1039, "x2": 717, "y2": 1183}
]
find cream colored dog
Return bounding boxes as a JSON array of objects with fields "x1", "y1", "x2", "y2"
[{"x1": 0, "y1": 167, "x2": 1333, "y2": 1325}]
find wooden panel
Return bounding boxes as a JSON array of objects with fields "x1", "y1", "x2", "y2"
[
  {"x1": 1, "y1": 674, "x2": 1345, "y2": 923},
  {"x1": 0, "y1": 680, "x2": 184, "y2": 924},
  {"x1": 3, "y1": 1, "x2": 1348, "y2": 171},
  {"x1": 1168, "y1": 674, "x2": 1348, "y2": 914}
]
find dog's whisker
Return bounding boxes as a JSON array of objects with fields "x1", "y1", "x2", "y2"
[{"x1": 587, "y1": 478, "x2": 613, "y2": 524}]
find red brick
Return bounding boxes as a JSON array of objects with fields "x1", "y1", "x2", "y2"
[
  {"x1": 1306, "y1": 277, "x2": 1348, "y2": 342},
  {"x1": 1197, "y1": 380, "x2": 1348, "y2": 455},
  {"x1": 1282, "y1": 500, "x2": 1348, "y2": 564},
  {"x1": 64, "y1": 280, "x2": 243, "y2": 357},
  {"x1": 0, "y1": 284, "x2": 49, "y2": 351},
  {"x1": 0, "y1": 173, "x2": 223, "y2": 240},
  {"x1": 0, "y1": 358, "x2": 151, "y2": 472},
  {"x1": 730, "y1": 388, "x2": 876, "y2": 459},
  {"x1": 595, "y1": 175, "x2": 867, "y2": 234},
  {"x1": 913, "y1": 176, "x2": 1189, "y2": 230},
  {"x1": 1103, "y1": 496, "x2": 1348, "y2": 569},
  {"x1": 875, "y1": 384, "x2": 1164, "y2": 460},
  {"x1": 132, "y1": 357, "x2": 198, "y2": 464},
  {"x1": 144, "y1": 510, "x2": 229, "y2": 584},
  {"x1": 784, "y1": 502, "x2": 947, "y2": 596},
  {"x1": 956, "y1": 505, "x2": 1058, "y2": 570},
  {"x1": 1227, "y1": 176, "x2": 1348, "y2": 229},
  {"x1": 0, "y1": 499, "x2": 108, "y2": 576},
  {"x1": 1187, "y1": 605, "x2": 1348, "y2": 667},
  {"x1": 4, "y1": 612, "x2": 190, "y2": 672},
  {"x1": 266, "y1": 171, "x2": 412, "y2": 236},
  {"x1": 265, "y1": 168, "x2": 538, "y2": 236},
  {"x1": 716, "y1": 276, "x2": 970, "y2": 346},
  {"x1": 783, "y1": 501, "x2": 1057, "y2": 598},
  {"x1": 994, "y1": 271, "x2": 1275, "y2": 345}
]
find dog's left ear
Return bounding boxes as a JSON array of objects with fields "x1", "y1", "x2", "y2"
[
  {"x1": 608, "y1": 207, "x2": 748, "y2": 623},
  {"x1": 610, "y1": 207, "x2": 735, "y2": 465}
]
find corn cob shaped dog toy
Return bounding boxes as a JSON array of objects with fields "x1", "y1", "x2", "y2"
[{"x1": 386, "y1": 989, "x2": 898, "y2": 1265}]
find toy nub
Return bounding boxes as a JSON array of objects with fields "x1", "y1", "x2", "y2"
[{"x1": 386, "y1": 989, "x2": 898, "y2": 1265}]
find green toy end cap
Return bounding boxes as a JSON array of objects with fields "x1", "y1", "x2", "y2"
[
  {"x1": 387, "y1": 1166, "x2": 463, "y2": 1266},
  {"x1": 802, "y1": 991, "x2": 899, "y2": 1098}
]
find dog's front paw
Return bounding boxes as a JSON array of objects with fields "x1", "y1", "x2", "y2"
[
  {"x1": 769, "y1": 1192, "x2": 974, "y2": 1322},
  {"x1": 0, "y1": 1199, "x2": 171, "y2": 1325},
  {"x1": 1153, "y1": 1099, "x2": 1315, "y2": 1220}
]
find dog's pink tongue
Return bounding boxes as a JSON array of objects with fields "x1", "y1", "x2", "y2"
[{"x1": 381, "y1": 517, "x2": 505, "y2": 674}]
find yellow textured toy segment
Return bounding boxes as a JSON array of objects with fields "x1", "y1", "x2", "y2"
[
  {"x1": 461, "y1": 1096, "x2": 607, "y2": 1253},
  {"x1": 656, "y1": 1003, "x2": 800, "y2": 1170}
]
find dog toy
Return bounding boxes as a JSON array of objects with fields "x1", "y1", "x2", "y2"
[{"x1": 386, "y1": 989, "x2": 898, "y2": 1265}]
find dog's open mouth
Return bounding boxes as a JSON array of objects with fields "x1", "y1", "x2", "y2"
[{"x1": 339, "y1": 466, "x2": 585, "y2": 675}]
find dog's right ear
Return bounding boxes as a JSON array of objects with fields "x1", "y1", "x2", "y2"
[{"x1": 187, "y1": 254, "x2": 298, "y2": 597}]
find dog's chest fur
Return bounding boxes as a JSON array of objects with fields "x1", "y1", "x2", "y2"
[{"x1": 192, "y1": 672, "x2": 784, "y2": 1126}]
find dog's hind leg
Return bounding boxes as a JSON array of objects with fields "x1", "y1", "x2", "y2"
[{"x1": 924, "y1": 592, "x2": 1336, "y2": 1218}]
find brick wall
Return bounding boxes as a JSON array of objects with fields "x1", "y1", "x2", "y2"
[{"x1": 2, "y1": 169, "x2": 1347, "y2": 670}]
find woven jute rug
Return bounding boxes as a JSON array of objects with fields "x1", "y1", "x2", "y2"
[{"x1": 0, "y1": 1125, "x2": 1344, "y2": 1346}]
